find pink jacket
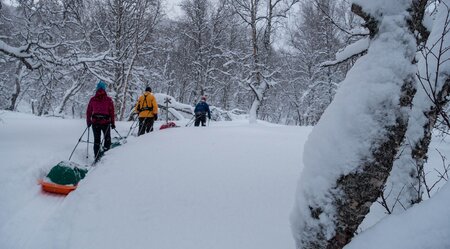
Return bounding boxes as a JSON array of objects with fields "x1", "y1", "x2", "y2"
[{"x1": 86, "y1": 89, "x2": 115, "y2": 126}]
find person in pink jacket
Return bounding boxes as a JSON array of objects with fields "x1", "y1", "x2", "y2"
[{"x1": 86, "y1": 81, "x2": 115, "y2": 161}]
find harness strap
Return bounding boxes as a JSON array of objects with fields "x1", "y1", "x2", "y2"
[
  {"x1": 92, "y1": 114, "x2": 110, "y2": 120},
  {"x1": 138, "y1": 94, "x2": 153, "y2": 113}
]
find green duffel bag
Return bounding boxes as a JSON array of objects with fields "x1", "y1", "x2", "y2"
[{"x1": 46, "y1": 161, "x2": 88, "y2": 185}]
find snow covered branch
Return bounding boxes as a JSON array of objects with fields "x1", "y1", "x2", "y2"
[
  {"x1": 0, "y1": 40, "x2": 37, "y2": 70},
  {"x1": 321, "y1": 38, "x2": 369, "y2": 67}
]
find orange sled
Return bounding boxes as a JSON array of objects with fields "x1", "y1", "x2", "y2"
[{"x1": 39, "y1": 179, "x2": 77, "y2": 195}]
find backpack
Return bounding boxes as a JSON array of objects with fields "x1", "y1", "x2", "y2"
[{"x1": 137, "y1": 94, "x2": 153, "y2": 112}]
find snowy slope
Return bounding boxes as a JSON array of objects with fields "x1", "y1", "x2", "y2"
[
  {"x1": 1, "y1": 111, "x2": 449, "y2": 249},
  {"x1": 346, "y1": 182, "x2": 450, "y2": 249},
  {"x1": 0, "y1": 111, "x2": 309, "y2": 249}
]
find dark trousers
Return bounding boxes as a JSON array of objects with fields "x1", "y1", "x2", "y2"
[
  {"x1": 138, "y1": 117, "x2": 154, "y2": 136},
  {"x1": 194, "y1": 113, "x2": 207, "y2": 127},
  {"x1": 92, "y1": 124, "x2": 111, "y2": 159}
]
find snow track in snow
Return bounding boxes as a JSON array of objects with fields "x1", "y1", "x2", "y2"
[{"x1": 0, "y1": 191, "x2": 65, "y2": 249}]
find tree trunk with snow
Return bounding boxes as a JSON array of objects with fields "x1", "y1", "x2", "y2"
[
  {"x1": 119, "y1": 51, "x2": 138, "y2": 121},
  {"x1": 55, "y1": 77, "x2": 86, "y2": 114},
  {"x1": 249, "y1": 96, "x2": 260, "y2": 124},
  {"x1": 112, "y1": 0, "x2": 125, "y2": 119},
  {"x1": 231, "y1": 0, "x2": 287, "y2": 124},
  {"x1": 383, "y1": 1, "x2": 450, "y2": 211},
  {"x1": 7, "y1": 62, "x2": 24, "y2": 111},
  {"x1": 291, "y1": 1, "x2": 420, "y2": 248}
]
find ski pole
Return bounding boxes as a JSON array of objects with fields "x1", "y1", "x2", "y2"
[
  {"x1": 185, "y1": 116, "x2": 195, "y2": 127},
  {"x1": 69, "y1": 126, "x2": 89, "y2": 161},
  {"x1": 130, "y1": 120, "x2": 139, "y2": 136},
  {"x1": 126, "y1": 117, "x2": 139, "y2": 137},
  {"x1": 86, "y1": 126, "x2": 90, "y2": 161},
  {"x1": 185, "y1": 116, "x2": 192, "y2": 127},
  {"x1": 114, "y1": 128, "x2": 124, "y2": 139}
]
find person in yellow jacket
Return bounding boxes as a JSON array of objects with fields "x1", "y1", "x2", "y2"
[{"x1": 135, "y1": 86, "x2": 158, "y2": 136}]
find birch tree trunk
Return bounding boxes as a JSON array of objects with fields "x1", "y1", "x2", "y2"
[
  {"x1": 119, "y1": 51, "x2": 137, "y2": 121},
  {"x1": 384, "y1": 0, "x2": 450, "y2": 211},
  {"x1": 7, "y1": 62, "x2": 24, "y2": 111},
  {"x1": 291, "y1": 2, "x2": 421, "y2": 248},
  {"x1": 248, "y1": 0, "x2": 261, "y2": 124}
]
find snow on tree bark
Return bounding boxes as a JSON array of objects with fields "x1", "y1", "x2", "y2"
[
  {"x1": 55, "y1": 77, "x2": 85, "y2": 114},
  {"x1": 7, "y1": 62, "x2": 24, "y2": 111},
  {"x1": 291, "y1": 1, "x2": 419, "y2": 248},
  {"x1": 383, "y1": 0, "x2": 450, "y2": 212}
]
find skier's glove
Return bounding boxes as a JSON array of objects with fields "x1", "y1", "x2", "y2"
[
  {"x1": 111, "y1": 124, "x2": 116, "y2": 129},
  {"x1": 87, "y1": 123, "x2": 92, "y2": 128},
  {"x1": 154, "y1": 114, "x2": 158, "y2": 121}
]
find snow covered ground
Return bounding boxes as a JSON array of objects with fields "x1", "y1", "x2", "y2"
[
  {"x1": 0, "y1": 111, "x2": 449, "y2": 249},
  {"x1": 0, "y1": 111, "x2": 308, "y2": 249}
]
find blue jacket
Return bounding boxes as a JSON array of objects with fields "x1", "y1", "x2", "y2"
[{"x1": 194, "y1": 101, "x2": 211, "y2": 119}]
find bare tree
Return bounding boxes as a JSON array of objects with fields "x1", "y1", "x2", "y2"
[{"x1": 230, "y1": 0, "x2": 292, "y2": 123}]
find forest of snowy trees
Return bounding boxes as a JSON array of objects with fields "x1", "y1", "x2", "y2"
[{"x1": 0, "y1": 0, "x2": 356, "y2": 125}]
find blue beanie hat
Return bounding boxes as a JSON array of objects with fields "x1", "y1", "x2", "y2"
[{"x1": 96, "y1": 81, "x2": 106, "y2": 90}]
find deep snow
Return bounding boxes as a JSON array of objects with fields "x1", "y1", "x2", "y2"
[
  {"x1": 0, "y1": 111, "x2": 308, "y2": 249},
  {"x1": 1, "y1": 111, "x2": 449, "y2": 249}
]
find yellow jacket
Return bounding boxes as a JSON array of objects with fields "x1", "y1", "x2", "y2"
[{"x1": 135, "y1": 92, "x2": 158, "y2": 118}]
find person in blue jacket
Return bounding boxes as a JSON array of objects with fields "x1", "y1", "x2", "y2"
[{"x1": 194, "y1": 96, "x2": 211, "y2": 127}]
